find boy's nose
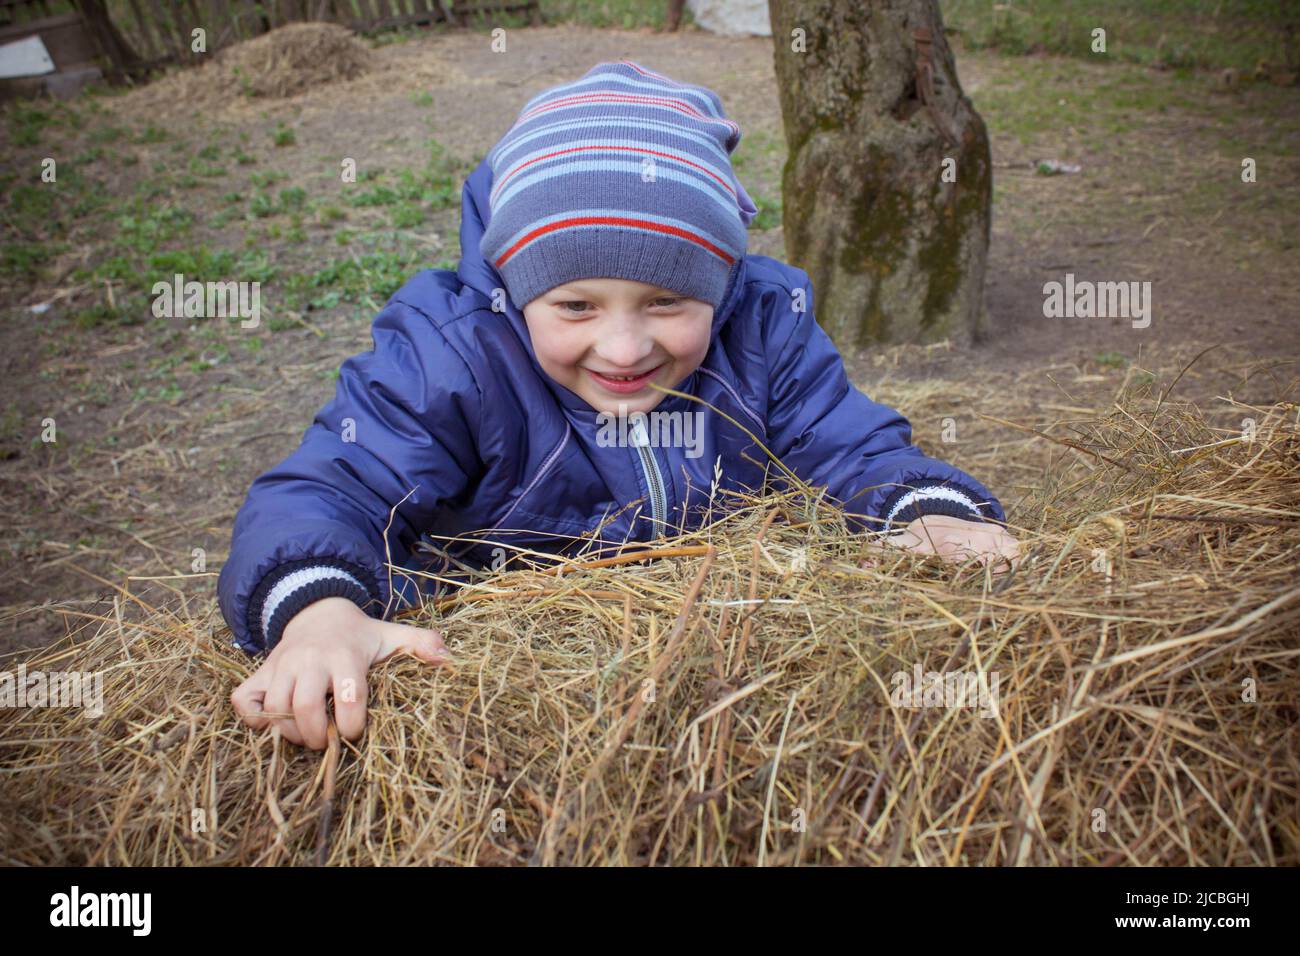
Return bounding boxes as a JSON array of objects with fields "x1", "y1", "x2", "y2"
[{"x1": 593, "y1": 320, "x2": 655, "y2": 368}]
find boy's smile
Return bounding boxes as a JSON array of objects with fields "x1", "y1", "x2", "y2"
[{"x1": 522, "y1": 278, "x2": 714, "y2": 415}]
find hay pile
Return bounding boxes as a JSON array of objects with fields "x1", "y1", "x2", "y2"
[
  {"x1": 1, "y1": 394, "x2": 1297, "y2": 865},
  {"x1": 128, "y1": 23, "x2": 373, "y2": 110}
]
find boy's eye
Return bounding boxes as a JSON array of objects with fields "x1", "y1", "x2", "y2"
[{"x1": 555, "y1": 296, "x2": 681, "y2": 314}]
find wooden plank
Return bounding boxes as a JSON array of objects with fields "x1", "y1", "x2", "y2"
[
  {"x1": 453, "y1": 0, "x2": 537, "y2": 19},
  {"x1": 244, "y1": 0, "x2": 266, "y2": 40},
  {"x1": 141, "y1": 0, "x2": 180, "y2": 58},
  {"x1": 233, "y1": 0, "x2": 253, "y2": 40},
  {"x1": 370, "y1": 7, "x2": 444, "y2": 31},
  {"x1": 123, "y1": 0, "x2": 159, "y2": 60},
  {"x1": 0, "y1": 0, "x2": 50, "y2": 26},
  {"x1": 339, "y1": 0, "x2": 368, "y2": 26},
  {"x1": 205, "y1": 0, "x2": 239, "y2": 52},
  {"x1": 166, "y1": 0, "x2": 192, "y2": 57},
  {"x1": 338, "y1": 0, "x2": 363, "y2": 30},
  {"x1": 75, "y1": 0, "x2": 152, "y2": 80},
  {"x1": 182, "y1": 0, "x2": 202, "y2": 35},
  {"x1": 0, "y1": 12, "x2": 97, "y2": 67},
  {"x1": 0, "y1": 11, "x2": 78, "y2": 42},
  {"x1": 175, "y1": 0, "x2": 201, "y2": 59},
  {"x1": 167, "y1": 0, "x2": 192, "y2": 59},
  {"x1": 74, "y1": 0, "x2": 124, "y2": 74}
]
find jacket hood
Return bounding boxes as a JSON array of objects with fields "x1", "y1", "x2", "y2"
[{"x1": 454, "y1": 156, "x2": 749, "y2": 414}]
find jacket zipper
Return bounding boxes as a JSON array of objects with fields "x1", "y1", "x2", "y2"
[{"x1": 629, "y1": 417, "x2": 667, "y2": 534}]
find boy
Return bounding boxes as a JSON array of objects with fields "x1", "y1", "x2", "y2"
[{"x1": 221, "y1": 60, "x2": 1019, "y2": 750}]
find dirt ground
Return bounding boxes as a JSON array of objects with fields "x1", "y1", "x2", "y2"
[{"x1": 1, "y1": 23, "x2": 1297, "y2": 655}]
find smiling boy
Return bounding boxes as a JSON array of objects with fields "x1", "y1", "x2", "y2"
[
  {"x1": 220, "y1": 60, "x2": 1019, "y2": 750},
  {"x1": 523, "y1": 278, "x2": 713, "y2": 414}
]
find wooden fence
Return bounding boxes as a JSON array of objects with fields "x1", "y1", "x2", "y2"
[{"x1": 1, "y1": 0, "x2": 543, "y2": 83}]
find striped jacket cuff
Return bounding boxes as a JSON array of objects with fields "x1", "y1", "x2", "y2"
[
  {"x1": 878, "y1": 479, "x2": 988, "y2": 533},
  {"x1": 247, "y1": 559, "x2": 377, "y2": 653}
]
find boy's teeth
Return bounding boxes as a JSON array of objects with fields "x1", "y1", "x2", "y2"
[{"x1": 595, "y1": 367, "x2": 656, "y2": 382}]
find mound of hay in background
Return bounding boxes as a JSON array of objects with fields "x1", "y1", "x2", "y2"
[
  {"x1": 123, "y1": 23, "x2": 373, "y2": 112},
  {"x1": 216, "y1": 23, "x2": 372, "y2": 99},
  {"x1": 1, "y1": 395, "x2": 1296, "y2": 866}
]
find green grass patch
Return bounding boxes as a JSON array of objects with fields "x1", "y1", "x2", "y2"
[
  {"x1": 283, "y1": 249, "x2": 431, "y2": 312},
  {"x1": 751, "y1": 192, "x2": 783, "y2": 231},
  {"x1": 342, "y1": 140, "x2": 468, "y2": 214},
  {"x1": 1, "y1": 242, "x2": 50, "y2": 283},
  {"x1": 942, "y1": 0, "x2": 1299, "y2": 73}
]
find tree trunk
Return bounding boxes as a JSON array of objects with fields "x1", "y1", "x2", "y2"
[
  {"x1": 665, "y1": 0, "x2": 686, "y2": 31},
  {"x1": 769, "y1": 0, "x2": 991, "y2": 348}
]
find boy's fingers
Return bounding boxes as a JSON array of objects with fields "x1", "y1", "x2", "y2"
[
  {"x1": 231, "y1": 669, "x2": 271, "y2": 728},
  {"x1": 861, "y1": 531, "x2": 929, "y2": 570},
  {"x1": 292, "y1": 671, "x2": 331, "y2": 751},
  {"x1": 263, "y1": 674, "x2": 304, "y2": 746},
  {"x1": 998, "y1": 539, "x2": 1023, "y2": 573},
  {"x1": 863, "y1": 525, "x2": 1021, "y2": 573},
  {"x1": 332, "y1": 669, "x2": 368, "y2": 742},
  {"x1": 375, "y1": 622, "x2": 452, "y2": 666},
  {"x1": 865, "y1": 530, "x2": 918, "y2": 553}
]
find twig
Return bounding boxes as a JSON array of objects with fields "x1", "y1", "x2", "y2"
[{"x1": 314, "y1": 718, "x2": 340, "y2": 867}]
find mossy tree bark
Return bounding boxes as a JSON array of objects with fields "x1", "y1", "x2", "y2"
[{"x1": 769, "y1": 0, "x2": 992, "y2": 347}]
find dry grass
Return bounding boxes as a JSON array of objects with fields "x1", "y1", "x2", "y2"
[
  {"x1": 123, "y1": 23, "x2": 374, "y2": 112},
  {"x1": 1, "y1": 389, "x2": 1297, "y2": 866}
]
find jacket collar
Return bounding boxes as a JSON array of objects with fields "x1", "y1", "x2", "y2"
[{"x1": 455, "y1": 156, "x2": 748, "y2": 415}]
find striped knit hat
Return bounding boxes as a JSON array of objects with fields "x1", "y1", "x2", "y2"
[{"x1": 479, "y1": 60, "x2": 757, "y2": 312}]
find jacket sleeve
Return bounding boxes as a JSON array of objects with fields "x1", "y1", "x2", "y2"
[
  {"x1": 761, "y1": 270, "x2": 1006, "y2": 534},
  {"x1": 218, "y1": 299, "x2": 483, "y2": 654}
]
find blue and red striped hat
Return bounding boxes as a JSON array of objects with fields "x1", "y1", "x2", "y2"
[{"x1": 479, "y1": 59, "x2": 757, "y2": 312}]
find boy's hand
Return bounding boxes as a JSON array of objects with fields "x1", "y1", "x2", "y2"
[
  {"x1": 869, "y1": 514, "x2": 1021, "y2": 573},
  {"x1": 230, "y1": 597, "x2": 451, "y2": 750}
]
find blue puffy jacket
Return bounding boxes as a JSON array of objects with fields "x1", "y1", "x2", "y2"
[{"x1": 218, "y1": 157, "x2": 1005, "y2": 654}]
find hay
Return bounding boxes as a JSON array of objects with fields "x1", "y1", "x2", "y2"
[
  {"x1": 124, "y1": 23, "x2": 373, "y2": 112},
  {"x1": 1, "y1": 393, "x2": 1297, "y2": 866}
]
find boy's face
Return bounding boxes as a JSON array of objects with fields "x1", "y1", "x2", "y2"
[{"x1": 521, "y1": 278, "x2": 714, "y2": 415}]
